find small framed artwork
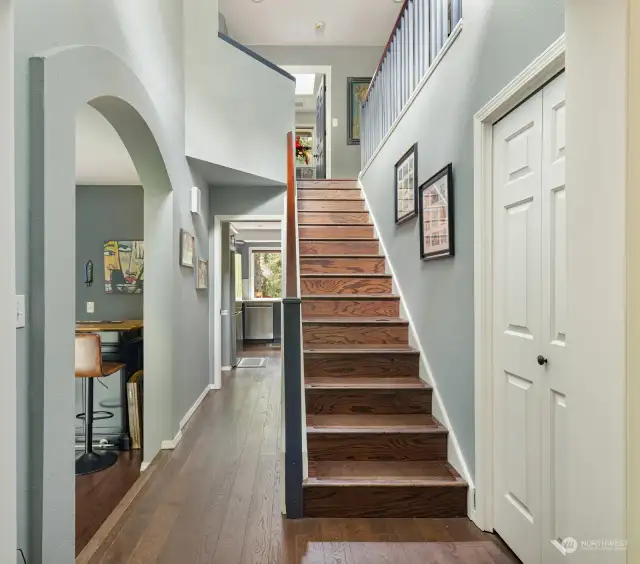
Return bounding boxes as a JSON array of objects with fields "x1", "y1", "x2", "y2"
[
  {"x1": 419, "y1": 164, "x2": 454, "y2": 261},
  {"x1": 196, "y1": 258, "x2": 209, "y2": 290},
  {"x1": 180, "y1": 229, "x2": 195, "y2": 267},
  {"x1": 347, "y1": 77, "x2": 371, "y2": 145},
  {"x1": 395, "y1": 143, "x2": 419, "y2": 224}
]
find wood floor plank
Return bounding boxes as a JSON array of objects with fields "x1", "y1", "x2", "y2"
[{"x1": 86, "y1": 346, "x2": 518, "y2": 564}]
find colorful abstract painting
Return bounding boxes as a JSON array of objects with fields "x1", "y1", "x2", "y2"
[{"x1": 104, "y1": 240, "x2": 144, "y2": 294}]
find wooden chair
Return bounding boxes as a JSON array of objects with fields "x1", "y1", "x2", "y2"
[{"x1": 75, "y1": 333, "x2": 125, "y2": 476}]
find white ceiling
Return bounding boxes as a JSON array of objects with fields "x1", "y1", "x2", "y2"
[
  {"x1": 75, "y1": 105, "x2": 140, "y2": 186},
  {"x1": 219, "y1": 0, "x2": 402, "y2": 46}
]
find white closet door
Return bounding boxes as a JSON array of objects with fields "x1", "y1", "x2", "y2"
[
  {"x1": 540, "y1": 72, "x2": 570, "y2": 563},
  {"x1": 492, "y1": 90, "x2": 544, "y2": 564}
]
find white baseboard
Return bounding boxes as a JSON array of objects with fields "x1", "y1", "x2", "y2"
[
  {"x1": 359, "y1": 179, "x2": 475, "y2": 517},
  {"x1": 161, "y1": 430, "x2": 182, "y2": 450},
  {"x1": 209, "y1": 383, "x2": 221, "y2": 391},
  {"x1": 180, "y1": 385, "x2": 211, "y2": 430},
  {"x1": 221, "y1": 365, "x2": 232, "y2": 372},
  {"x1": 140, "y1": 461, "x2": 151, "y2": 472}
]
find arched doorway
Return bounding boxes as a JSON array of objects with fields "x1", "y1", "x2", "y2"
[{"x1": 29, "y1": 46, "x2": 178, "y2": 562}]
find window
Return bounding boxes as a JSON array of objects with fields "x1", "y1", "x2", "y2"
[{"x1": 251, "y1": 250, "x2": 282, "y2": 299}]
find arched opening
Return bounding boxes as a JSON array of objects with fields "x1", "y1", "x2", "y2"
[{"x1": 28, "y1": 47, "x2": 178, "y2": 562}]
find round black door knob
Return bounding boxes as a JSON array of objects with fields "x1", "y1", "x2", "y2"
[{"x1": 537, "y1": 355, "x2": 548, "y2": 366}]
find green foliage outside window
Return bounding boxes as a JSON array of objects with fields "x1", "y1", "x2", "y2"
[{"x1": 253, "y1": 252, "x2": 282, "y2": 298}]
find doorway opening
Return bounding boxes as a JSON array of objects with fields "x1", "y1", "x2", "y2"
[
  {"x1": 73, "y1": 104, "x2": 146, "y2": 556},
  {"x1": 280, "y1": 65, "x2": 332, "y2": 180},
  {"x1": 212, "y1": 217, "x2": 284, "y2": 387}
]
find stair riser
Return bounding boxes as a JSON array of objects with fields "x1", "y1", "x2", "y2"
[
  {"x1": 298, "y1": 212, "x2": 370, "y2": 225},
  {"x1": 307, "y1": 432, "x2": 447, "y2": 461},
  {"x1": 298, "y1": 200, "x2": 365, "y2": 212},
  {"x1": 305, "y1": 388, "x2": 432, "y2": 415},
  {"x1": 303, "y1": 324, "x2": 409, "y2": 346},
  {"x1": 299, "y1": 180, "x2": 359, "y2": 189},
  {"x1": 302, "y1": 299, "x2": 400, "y2": 318},
  {"x1": 301, "y1": 277, "x2": 393, "y2": 295},
  {"x1": 298, "y1": 190, "x2": 362, "y2": 201},
  {"x1": 304, "y1": 354, "x2": 419, "y2": 378},
  {"x1": 299, "y1": 241, "x2": 379, "y2": 255},
  {"x1": 300, "y1": 257, "x2": 385, "y2": 275},
  {"x1": 303, "y1": 485, "x2": 467, "y2": 518},
  {"x1": 299, "y1": 225, "x2": 374, "y2": 238}
]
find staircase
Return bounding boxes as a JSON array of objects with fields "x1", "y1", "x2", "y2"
[{"x1": 298, "y1": 179, "x2": 468, "y2": 518}]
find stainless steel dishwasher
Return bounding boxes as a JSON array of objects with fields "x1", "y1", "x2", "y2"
[{"x1": 244, "y1": 302, "x2": 274, "y2": 340}]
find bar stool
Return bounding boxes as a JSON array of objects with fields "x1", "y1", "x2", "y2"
[{"x1": 75, "y1": 333, "x2": 125, "y2": 476}]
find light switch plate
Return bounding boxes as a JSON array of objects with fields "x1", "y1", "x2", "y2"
[
  {"x1": 332, "y1": 118, "x2": 338, "y2": 127},
  {"x1": 16, "y1": 295, "x2": 25, "y2": 329},
  {"x1": 87, "y1": 302, "x2": 95, "y2": 313},
  {"x1": 220, "y1": 309, "x2": 229, "y2": 316}
]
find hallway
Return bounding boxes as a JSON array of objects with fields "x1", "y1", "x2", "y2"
[{"x1": 82, "y1": 348, "x2": 518, "y2": 563}]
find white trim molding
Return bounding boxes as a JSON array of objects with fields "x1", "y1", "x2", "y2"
[
  {"x1": 140, "y1": 461, "x2": 151, "y2": 472},
  {"x1": 473, "y1": 34, "x2": 565, "y2": 532},
  {"x1": 161, "y1": 430, "x2": 182, "y2": 450},
  {"x1": 179, "y1": 385, "x2": 210, "y2": 430}
]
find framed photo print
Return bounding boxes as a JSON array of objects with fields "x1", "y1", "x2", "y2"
[
  {"x1": 180, "y1": 228, "x2": 195, "y2": 268},
  {"x1": 196, "y1": 258, "x2": 209, "y2": 290},
  {"x1": 419, "y1": 164, "x2": 454, "y2": 260},
  {"x1": 394, "y1": 143, "x2": 418, "y2": 223},
  {"x1": 347, "y1": 77, "x2": 371, "y2": 145}
]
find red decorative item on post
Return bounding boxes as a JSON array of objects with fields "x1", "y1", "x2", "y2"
[{"x1": 295, "y1": 135, "x2": 311, "y2": 165}]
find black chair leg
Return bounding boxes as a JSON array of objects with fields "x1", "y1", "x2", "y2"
[{"x1": 75, "y1": 378, "x2": 117, "y2": 476}]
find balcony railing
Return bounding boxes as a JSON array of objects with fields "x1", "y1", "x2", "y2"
[{"x1": 361, "y1": 0, "x2": 462, "y2": 168}]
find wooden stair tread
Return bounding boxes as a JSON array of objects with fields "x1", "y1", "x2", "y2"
[
  {"x1": 300, "y1": 273, "x2": 391, "y2": 278},
  {"x1": 305, "y1": 461, "x2": 465, "y2": 486},
  {"x1": 306, "y1": 414, "x2": 444, "y2": 433},
  {"x1": 304, "y1": 345, "x2": 418, "y2": 353},
  {"x1": 302, "y1": 317, "x2": 408, "y2": 325},
  {"x1": 300, "y1": 254, "x2": 385, "y2": 259},
  {"x1": 298, "y1": 223, "x2": 371, "y2": 227},
  {"x1": 305, "y1": 376, "x2": 427, "y2": 389},
  {"x1": 299, "y1": 238, "x2": 377, "y2": 242},
  {"x1": 301, "y1": 294, "x2": 398, "y2": 301}
]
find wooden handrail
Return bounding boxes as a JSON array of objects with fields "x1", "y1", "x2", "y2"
[
  {"x1": 364, "y1": 0, "x2": 410, "y2": 103},
  {"x1": 285, "y1": 131, "x2": 299, "y2": 298}
]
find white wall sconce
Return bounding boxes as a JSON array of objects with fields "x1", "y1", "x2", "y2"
[{"x1": 190, "y1": 186, "x2": 201, "y2": 214}]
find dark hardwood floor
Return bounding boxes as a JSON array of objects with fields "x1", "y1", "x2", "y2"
[
  {"x1": 83, "y1": 347, "x2": 518, "y2": 563},
  {"x1": 76, "y1": 449, "x2": 142, "y2": 556}
]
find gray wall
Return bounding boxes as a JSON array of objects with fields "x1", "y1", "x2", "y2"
[
  {"x1": 296, "y1": 111, "x2": 315, "y2": 127},
  {"x1": 210, "y1": 185, "x2": 286, "y2": 216},
  {"x1": 251, "y1": 46, "x2": 382, "y2": 179},
  {"x1": 360, "y1": 0, "x2": 564, "y2": 478},
  {"x1": 76, "y1": 186, "x2": 144, "y2": 322}
]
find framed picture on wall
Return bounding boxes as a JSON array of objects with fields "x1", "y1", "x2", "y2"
[
  {"x1": 394, "y1": 144, "x2": 419, "y2": 224},
  {"x1": 180, "y1": 229, "x2": 195, "y2": 268},
  {"x1": 419, "y1": 164, "x2": 454, "y2": 261},
  {"x1": 347, "y1": 77, "x2": 371, "y2": 145},
  {"x1": 104, "y1": 240, "x2": 144, "y2": 294},
  {"x1": 196, "y1": 258, "x2": 208, "y2": 290}
]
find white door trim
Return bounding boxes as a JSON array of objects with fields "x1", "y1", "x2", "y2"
[
  {"x1": 473, "y1": 35, "x2": 565, "y2": 532},
  {"x1": 211, "y1": 214, "x2": 284, "y2": 389}
]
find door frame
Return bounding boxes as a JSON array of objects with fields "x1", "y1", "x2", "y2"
[
  {"x1": 473, "y1": 35, "x2": 565, "y2": 531},
  {"x1": 280, "y1": 65, "x2": 332, "y2": 179},
  {"x1": 211, "y1": 215, "x2": 284, "y2": 389}
]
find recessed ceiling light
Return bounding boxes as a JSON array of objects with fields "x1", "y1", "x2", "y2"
[
  {"x1": 252, "y1": 0, "x2": 265, "y2": 3},
  {"x1": 315, "y1": 21, "x2": 326, "y2": 30}
]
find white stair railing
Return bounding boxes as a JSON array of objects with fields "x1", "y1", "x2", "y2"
[{"x1": 361, "y1": 0, "x2": 462, "y2": 168}]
